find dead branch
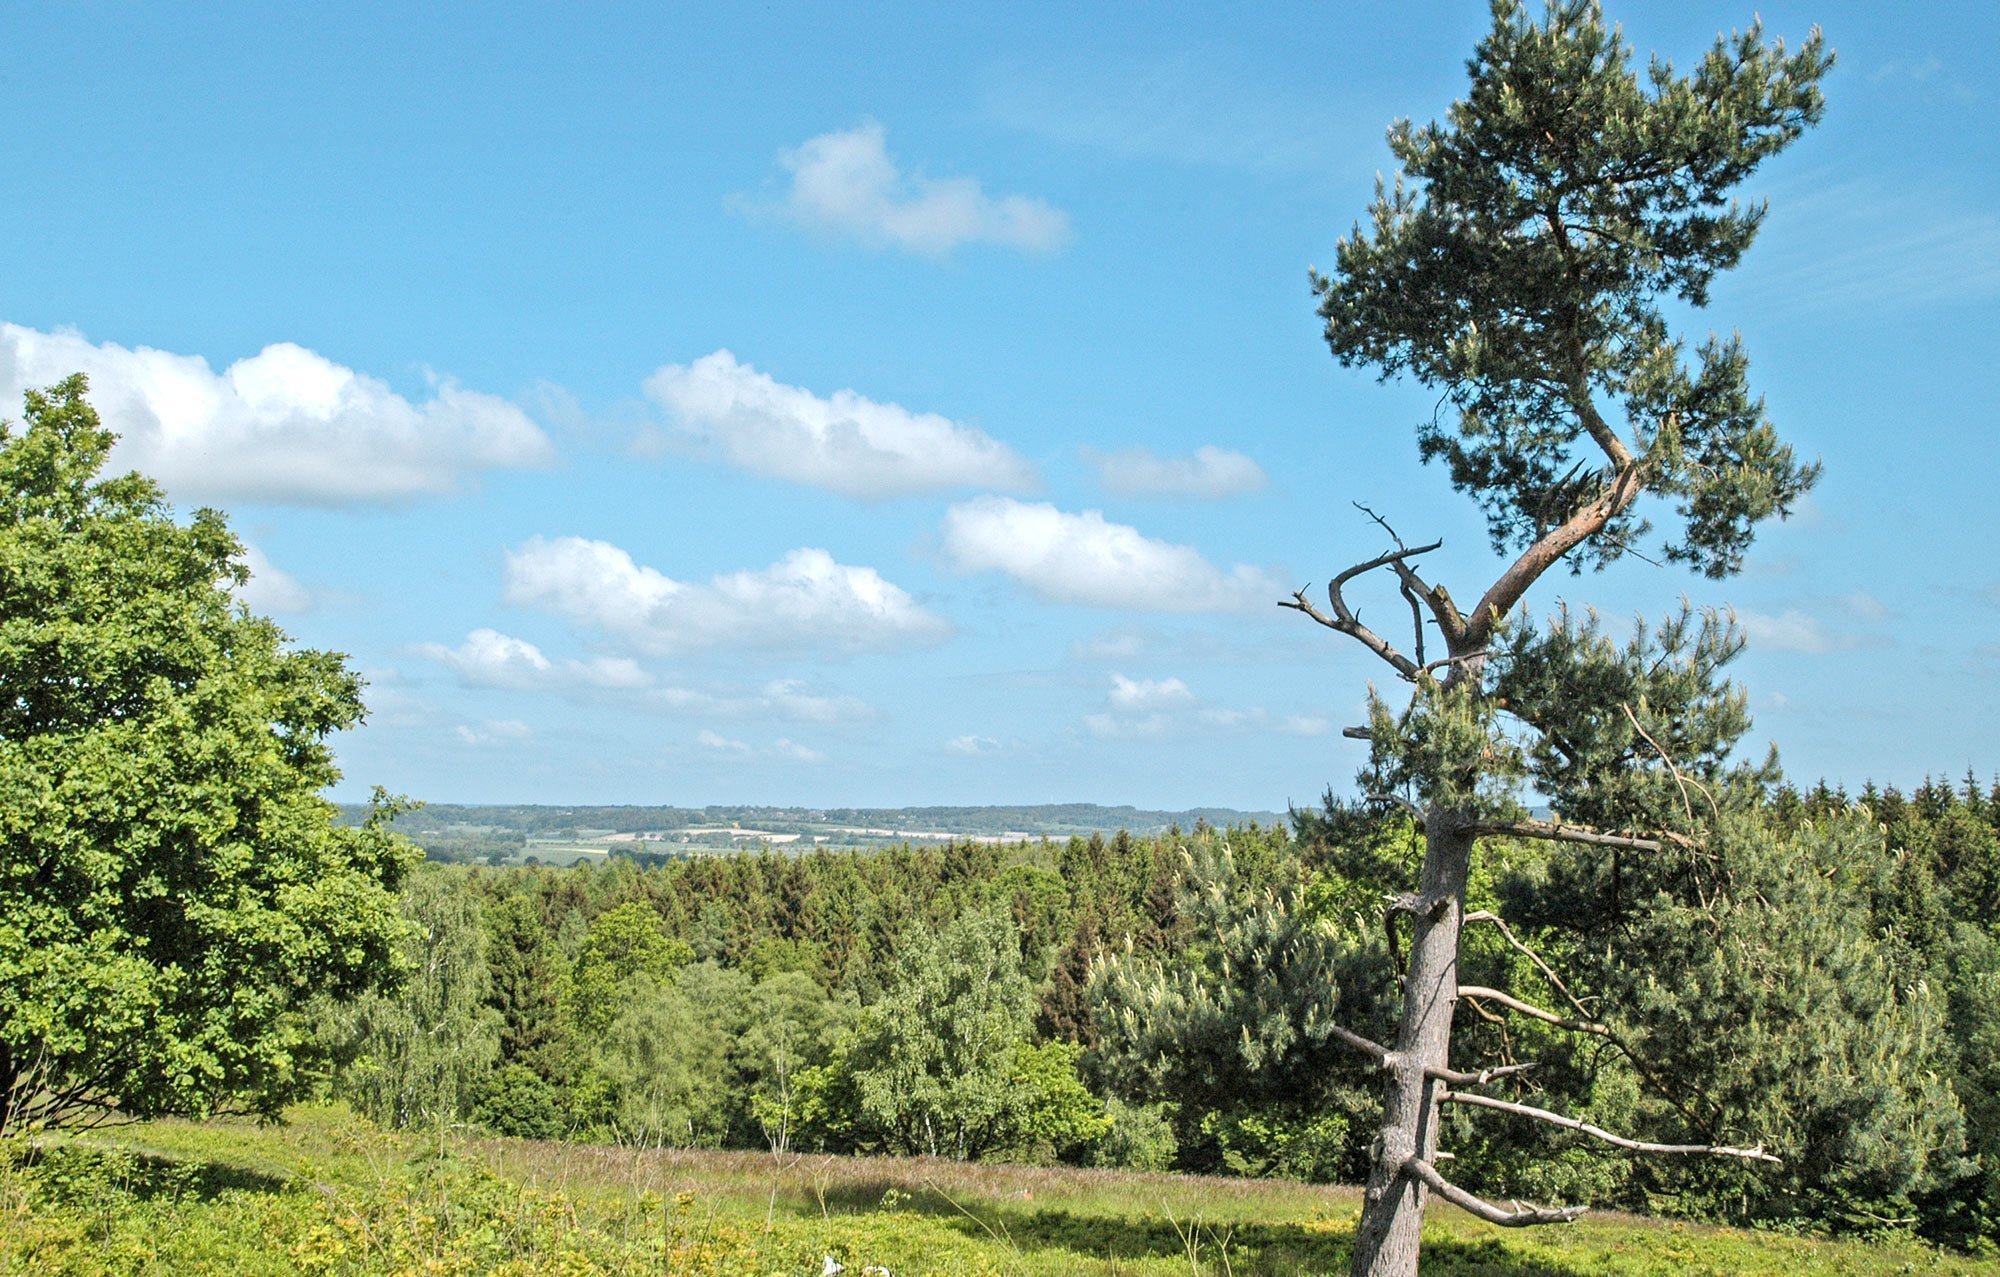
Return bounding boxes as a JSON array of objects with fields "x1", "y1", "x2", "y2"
[
  {"x1": 1369, "y1": 792, "x2": 1425, "y2": 821},
  {"x1": 1354, "y1": 501, "x2": 1467, "y2": 647},
  {"x1": 1418, "y1": 649, "x2": 1488, "y2": 677},
  {"x1": 1353, "y1": 501, "x2": 1408, "y2": 551},
  {"x1": 1464, "y1": 910, "x2": 1594, "y2": 1019},
  {"x1": 1466, "y1": 816, "x2": 1667, "y2": 852},
  {"x1": 1439, "y1": 1090, "x2": 1781, "y2": 1164},
  {"x1": 1619, "y1": 702, "x2": 1721, "y2": 825},
  {"x1": 1401, "y1": 1156, "x2": 1587, "y2": 1226},
  {"x1": 1279, "y1": 538, "x2": 1444, "y2": 679},
  {"x1": 1428, "y1": 1060, "x2": 1537, "y2": 1087},
  {"x1": 1326, "y1": 1023, "x2": 1392, "y2": 1067},
  {"x1": 1458, "y1": 985, "x2": 1612, "y2": 1037},
  {"x1": 1457, "y1": 982, "x2": 1718, "y2": 1138},
  {"x1": 1400, "y1": 579, "x2": 1428, "y2": 668}
]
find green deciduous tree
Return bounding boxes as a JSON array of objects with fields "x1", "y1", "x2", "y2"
[
  {"x1": 565, "y1": 899, "x2": 692, "y2": 1037},
  {"x1": 593, "y1": 962, "x2": 742, "y2": 1149},
  {"x1": 736, "y1": 970, "x2": 855, "y2": 1155},
  {"x1": 1283, "y1": 5, "x2": 1831, "y2": 1271},
  {"x1": 0, "y1": 376, "x2": 415, "y2": 1132},
  {"x1": 329, "y1": 870, "x2": 501, "y2": 1131},
  {"x1": 830, "y1": 905, "x2": 1106, "y2": 1162}
]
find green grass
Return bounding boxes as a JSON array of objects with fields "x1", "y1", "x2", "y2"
[{"x1": 1, "y1": 1105, "x2": 1990, "y2": 1275}]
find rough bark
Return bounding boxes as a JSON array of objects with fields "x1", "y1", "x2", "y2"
[{"x1": 1349, "y1": 809, "x2": 1474, "y2": 1277}]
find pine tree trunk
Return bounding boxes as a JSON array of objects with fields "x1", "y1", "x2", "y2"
[{"x1": 1348, "y1": 810, "x2": 1473, "y2": 1277}]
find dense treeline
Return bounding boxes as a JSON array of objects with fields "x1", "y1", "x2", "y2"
[{"x1": 320, "y1": 778, "x2": 2000, "y2": 1246}]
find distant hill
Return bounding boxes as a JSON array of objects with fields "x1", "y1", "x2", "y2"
[{"x1": 335, "y1": 801, "x2": 1292, "y2": 864}]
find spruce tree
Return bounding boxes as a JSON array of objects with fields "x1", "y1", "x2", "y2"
[{"x1": 1287, "y1": 4, "x2": 1830, "y2": 1271}]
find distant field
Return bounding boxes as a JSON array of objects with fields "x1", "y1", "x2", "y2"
[
  {"x1": 3, "y1": 1105, "x2": 1990, "y2": 1275},
  {"x1": 336, "y1": 802, "x2": 1293, "y2": 865}
]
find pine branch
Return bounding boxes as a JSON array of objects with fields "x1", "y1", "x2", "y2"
[
  {"x1": 1428, "y1": 1060, "x2": 1538, "y2": 1087},
  {"x1": 1326, "y1": 1023, "x2": 1393, "y2": 1067},
  {"x1": 1464, "y1": 910, "x2": 1593, "y2": 1020},
  {"x1": 1457, "y1": 981, "x2": 1719, "y2": 1140},
  {"x1": 1439, "y1": 1090, "x2": 1781, "y2": 1164},
  {"x1": 1400, "y1": 1156, "x2": 1587, "y2": 1226},
  {"x1": 1458, "y1": 985, "x2": 1610, "y2": 1036},
  {"x1": 1466, "y1": 816, "x2": 1669, "y2": 852},
  {"x1": 1279, "y1": 539, "x2": 1444, "y2": 679}
]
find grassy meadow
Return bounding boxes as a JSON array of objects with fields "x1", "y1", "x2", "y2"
[{"x1": 1, "y1": 1105, "x2": 1991, "y2": 1276}]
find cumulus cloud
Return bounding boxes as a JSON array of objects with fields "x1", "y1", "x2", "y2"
[
  {"x1": 752, "y1": 121, "x2": 1071, "y2": 255},
  {"x1": 946, "y1": 734, "x2": 1003, "y2": 756},
  {"x1": 0, "y1": 323, "x2": 554, "y2": 506},
  {"x1": 503, "y1": 536, "x2": 949, "y2": 654},
  {"x1": 235, "y1": 542, "x2": 313, "y2": 614},
  {"x1": 1084, "y1": 444, "x2": 1267, "y2": 500},
  {"x1": 644, "y1": 350, "x2": 1036, "y2": 498},
  {"x1": 1107, "y1": 673, "x2": 1194, "y2": 711},
  {"x1": 419, "y1": 628, "x2": 651, "y2": 691},
  {"x1": 697, "y1": 729, "x2": 752, "y2": 755},
  {"x1": 940, "y1": 497, "x2": 1283, "y2": 613}
]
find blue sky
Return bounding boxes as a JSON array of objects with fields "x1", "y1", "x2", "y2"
[{"x1": 2, "y1": 1, "x2": 1994, "y2": 810}]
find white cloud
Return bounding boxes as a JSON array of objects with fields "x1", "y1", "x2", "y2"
[
  {"x1": 1739, "y1": 608, "x2": 1834, "y2": 654},
  {"x1": 774, "y1": 738, "x2": 827, "y2": 764},
  {"x1": 419, "y1": 628, "x2": 650, "y2": 691},
  {"x1": 946, "y1": 734, "x2": 1002, "y2": 756},
  {"x1": 0, "y1": 323, "x2": 554, "y2": 506},
  {"x1": 504, "y1": 536, "x2": 950, "y2": 654},
  {"x1": 1088, "y1": 671, "x2": 1326, "y2": 741},
  {"x1": 1084, "y1": 444, "x2": 1267, "y2": 499},
  {"x1": 236, "y1": 542, "x2": 313, "y2": 614},
  {"x1": 756, "y1": 679, "x2": 872, "y2": 723},
  {"x1": 940, "y1": 496, "x2": 1284, "y2": 613},
  {"x1": 696, "y1": 730, "x2": 823, "y2": 764},
  {"x1": 455, "y1": 719, "x2": 532, "y2": 747},
  {"x1": 649, "y1": 679, "x2": 872, "y2": 725},
  {"x1": 1107, "y1": 673, "x2": 1194, "y2": 711},
  {"x1": 644, "y1": 350, "x2": 1036, "y2": 498},
  {"x1": 752, "y1": 120, "x2": 1071, "y2": 255}
]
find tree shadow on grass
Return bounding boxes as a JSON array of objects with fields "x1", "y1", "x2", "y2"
[
  {"x1": 16, "y1": 1142, "x2": 290, "y2": 1206},
  {"x1": 958, "y1": 1206, "x2": 1592, "y2": 1277},
  {"x1": 808, "y1": 1178, "x2": 1593, "y2": 1276}
]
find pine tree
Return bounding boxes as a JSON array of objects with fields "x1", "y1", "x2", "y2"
[{"x1": 1287, "y1": 4, "x2": 1830, "y2": 1270}]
